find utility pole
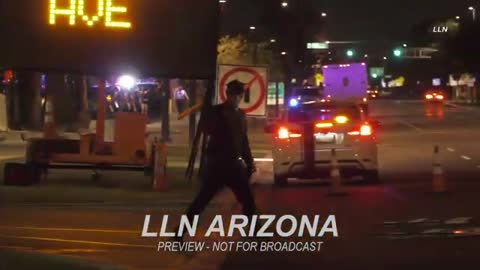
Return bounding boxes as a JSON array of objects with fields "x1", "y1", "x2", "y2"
[{"x1": 187, "y1": 80, "x2": 197, "y2": 146}]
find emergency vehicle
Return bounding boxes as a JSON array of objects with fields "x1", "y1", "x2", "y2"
[{"x1": 271, "y1": 63, "x2": 380, "y2": 186}]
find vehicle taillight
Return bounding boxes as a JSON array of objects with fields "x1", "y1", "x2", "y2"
[
  {"x1": 348, "y1": 124, "x2": 372, "y2": 136},
  {"x1": 278, "y1": 127, "x2": 289, "y2": 139},
  {"x1": 278, "y1": 127, "x2": 302, "y2": 139},
  {"x1": 315, "y1": 122, "x2": 334, "y2": 129},
  {"x1": 360, "y1": 124, "x2": 372, "y2": 136},
  {"x1": 425, "y1": 94, "x2": 433, "y2": 100},
  {"x1": 334, "y1": 115, "x2": 349, "y2": 124},
  {"x1": 435, "y1": 95, "x2": 444, "y2": 100}
]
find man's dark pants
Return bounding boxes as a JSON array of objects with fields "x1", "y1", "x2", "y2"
[{"x1": 186, "y1": 160, "x2": 256, "y2": 222}]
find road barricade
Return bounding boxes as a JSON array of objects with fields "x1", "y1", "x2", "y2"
[
  {"x1": 152, "y1": 139, "x2": 169, "y2": 191},
  {"x1": 431, "y1": 145, "x2": 447, "y2": 194},
  {"x1": 43, "y1": 97, "x2": 57, "y2": 139},
  {"x1": 328, "y1": 149, "x2": 348, "y2": 196}
]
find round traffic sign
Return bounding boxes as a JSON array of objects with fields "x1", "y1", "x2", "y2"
[{"x1": 219, "y1": 67, "x2": 267, "y2": 114}]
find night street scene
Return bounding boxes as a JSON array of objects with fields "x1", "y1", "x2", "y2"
[{"x1": 1, "y1": 0, "x2": 480, "y2": 269}]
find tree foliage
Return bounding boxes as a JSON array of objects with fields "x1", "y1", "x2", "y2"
[
  {"x1": 217, "y1": 34, "x2": 285, "y2": 80},
  {"x1": 217, "y1": 35, "x2": 248, "y2": 65},
  {"x1": 443, "y1": 22, "x2": 480, "y2": 73}
]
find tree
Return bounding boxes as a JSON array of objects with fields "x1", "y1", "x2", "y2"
[
  {"x1": 410, "y1": 17, "x2": 460, "y2": 47},
  {"x1": 407, "y1": 17, "x2": 474, "y2": 79},
  {"x1": 217, "y1": 35, "x2": 248, "y2": 65},
  {"x1": 444, "y1": 22, "x2": 480, "y2": 73},
  {"x1": 217, "y1": 34, "x2": 285, "y2": 81}
]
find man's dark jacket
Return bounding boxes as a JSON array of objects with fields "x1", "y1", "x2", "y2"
[{"x1": 203, "y1": 103, "x2": 254, "y2": 172}]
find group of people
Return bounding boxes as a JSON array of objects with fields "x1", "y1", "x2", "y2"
[
  {"x1": 104, "y1": 80, "x2": 192, "y2": 143},
  {"x1": 106, "y1": 82, "x2": 190, "y2": 115},
  {"x1": 107, "y1": 88, "x2": 145, "y2": 114}
]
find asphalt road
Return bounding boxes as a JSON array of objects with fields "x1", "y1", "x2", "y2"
[
  {"x1": 1, "y1": 100, "x2": 480, "y2": 270},
  {"x1": 222, "y1": 101, "x2": 480, "y2": 270}
]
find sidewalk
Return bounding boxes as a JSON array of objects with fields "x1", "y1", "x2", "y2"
[
  {"x1": 0, "y1": 114, "x2": 271, "y2": 147},
  {"x1": 0, "y1": 130, "x2": 25, "y2": 143}
]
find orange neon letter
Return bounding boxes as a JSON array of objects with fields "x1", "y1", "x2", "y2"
[
  {"x1": 49, "y1": 0, "x2": 77, "y2": 25},
  {"x1": 105, "y1": 0, "x2": 132, "y2": 28}
]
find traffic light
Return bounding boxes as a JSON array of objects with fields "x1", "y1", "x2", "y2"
[
  {"x1": 346, "y1": 49, "x2": 355, "y2": 57},
  {"x1": 393, "y1": 48, "x2": 403, "y2": 57}
]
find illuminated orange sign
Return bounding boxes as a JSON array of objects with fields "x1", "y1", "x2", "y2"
[{"x1": 48, "y1": 0, "x2": 132, "y2": 29}]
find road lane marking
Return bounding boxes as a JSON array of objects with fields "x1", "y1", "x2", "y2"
[
  {"x1": 170, "y1": 157, "x2": 273, "y2": 167},
  {"x1": 0, "y1": 226, "x2": 139, "y2": 234},
  {"x1": 0, "y1": 246, "x2": 108, "y2": 255},
  {"x1": 399, "y1": 120, "x2": 423, "y2": 132},
  {"x1": 39, "y1": 248, "x2": 109, "y2": 255},
  {"x1": 444, "y1": 217, "x2": 472, "y2": 225},
  {"x1": 0, "y1": 235, "x2": 154, "y2": 249},
  {"x1": 446, "y1": 147, "x2": 455, "y2": 152},
  {"x1": 461, "y1": 155, "x2": 472, "y2": 161},
  {"x1": 0, "y1": 245, "x2": 31, "y2": 251},
  {"x1": 254, "y1": 158, "x2": 273, "y2": 162},
  {"x1": 408, "y1": 218, "x2": 428, "y2": 224}
]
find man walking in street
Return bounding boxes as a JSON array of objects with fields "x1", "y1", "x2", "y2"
[{"x1": 178, "y1": 80, "x2": 256, "y2": 240}]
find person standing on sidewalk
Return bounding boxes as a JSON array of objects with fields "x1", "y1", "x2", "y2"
[
  {"x1": 173, "y1": 85, "x2": 190, "y2": 114},
  {"x1": 177, "y1": 80, "x2": 257, "y2": 240},
  {"x1": 156, "y1": 80, "x2": 171, "y2": 142}
]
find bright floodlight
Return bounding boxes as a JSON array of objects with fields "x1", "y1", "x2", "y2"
[
  {"x1": 289, "y1": 98, "x2": 299, "y2": 107},
  {"x1": 118, "y1": 75, "x2": 136, "y2": 89},
  {"x1": 469, "y1": 6, "x2": 474, "y2": 10},
  {"x1": 281, "y1": 2, "x2": 288, "y2": 8}
]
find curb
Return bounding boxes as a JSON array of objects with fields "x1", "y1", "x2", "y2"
[
  {"x1": 445, "y1": 102, "x2": 477, "y2": 111},
  {"x1": 444, "y1": 102, "x2": 459, "y2": 108}
]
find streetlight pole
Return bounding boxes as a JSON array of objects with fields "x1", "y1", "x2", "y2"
[
  {"x1": 247, "y1": 26, "x2": 258, "y2": 65},
  {"x1": 469, "y1": 6, "x2": 476, "y2": 21}
]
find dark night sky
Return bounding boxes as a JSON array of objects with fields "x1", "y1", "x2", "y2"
[
  {"x1": 323, "y1": 0, "x2": 475, "y2": 40},
  {"x1": 224, "y1": 0, "x2": 476, "y2": 41}
]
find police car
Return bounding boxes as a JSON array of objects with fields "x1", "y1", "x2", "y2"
[{"x1": 272, "y1": 97, "x2": 380, "y2": 186}]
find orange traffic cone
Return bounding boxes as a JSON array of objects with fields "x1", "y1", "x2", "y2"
[
  {"x1": 328, "y1": 149, "x2": 347, "y2": 196},
  {"x1": 432, "y1": 145, "x2": 447, "y2": 194},
  {"x1": 152, "y1": 141, "x2": 169, "y2": 191},
  {"x1": 43, "y1": 97, "x2": 57, "y2": 139}
]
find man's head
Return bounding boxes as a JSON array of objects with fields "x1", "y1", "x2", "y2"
[{"x1": 226, "y1": 80, "x2": 245, "y2": 109}]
